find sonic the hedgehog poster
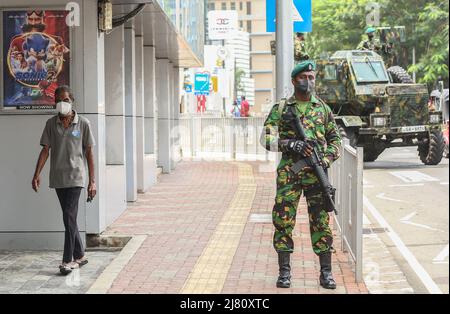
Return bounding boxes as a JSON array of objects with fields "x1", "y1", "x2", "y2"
[{"x1": 3, "y1": 10, "x2": 70, "y2": 108}]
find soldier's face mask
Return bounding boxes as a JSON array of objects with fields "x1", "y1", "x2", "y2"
[
  {"x1": 294, "y1": 78, "x2": 315, "y2": 95},
  {"x1": 368, "y1": 33, "x2": 374, "y2": 40}
]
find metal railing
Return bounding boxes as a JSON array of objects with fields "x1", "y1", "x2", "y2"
[
  {"x1": 329, "y1": 138, "x2": 364, "y2": 282},
  {"x1": 178, "y1": 116, "x2": 275, "y2": 161}
]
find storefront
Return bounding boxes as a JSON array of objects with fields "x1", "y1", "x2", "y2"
[{"x1": 0, "y1": 0, "x2": 204, "y2": 249}]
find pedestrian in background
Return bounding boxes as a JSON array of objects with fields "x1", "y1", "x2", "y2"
[
  {"x1": 31, "y1": 85, "x2": 96, "y2": 275},
  {"x1": 240, "y1": 96, "x2": 250, "y2": 117},
  {"x1": 231, "y1": 100, "x2": 241, "y2": 117}
]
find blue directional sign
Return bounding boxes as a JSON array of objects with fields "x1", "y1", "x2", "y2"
[
  {"x1": 266, "y1": 0, "x2": 312, "y2": 33},
  {"x1": 194, "y1": 73, "x2": 210, "y2": 95},
  {"x1": 184, "y1": 84, "x2": 193, "y2": 93}
]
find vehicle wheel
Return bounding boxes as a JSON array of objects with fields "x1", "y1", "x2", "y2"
[
  {"x1": 363, "y1": 139, "x2": 385, "y2": 162},
  {"x1": 418, "y1": 130, "x2": 445, "y2": 165},
  {"x1": 363, "y1": 147, "x2": 381, "y2": 162},
  {"x1": 387, "y1": 66, "x2": 414, "y2": 84},
  {"x1": 444, "y1": 144, "x2": 449, "y2": 159}
]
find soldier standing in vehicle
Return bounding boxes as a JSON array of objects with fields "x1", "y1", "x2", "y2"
[
  {"x1": 294, "y1": 32, "x2": 310, "y2": 63},
  {"x1": 357, "y1": 27, "x2": 381, "y2": 52},
  {"x1": 261, "y1": 61, "x2": 342, "y2": 289}
]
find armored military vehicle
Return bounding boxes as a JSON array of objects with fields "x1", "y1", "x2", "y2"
[{"x1": 315, "y1": 50, "x2": 444, "y2": 165}]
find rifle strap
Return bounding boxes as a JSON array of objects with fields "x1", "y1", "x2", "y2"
[{"x1": 277, "y1": 98, "x2": 287, "y2": 117}]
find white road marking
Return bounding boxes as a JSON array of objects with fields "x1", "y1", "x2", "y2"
[
  {"x1": 400, "y1": 212, "x2": 446, "y2": 233},
  {"x1": 440, "y1": 182, "x2": 449, "y2": 185},
  {"x1": 400, "y1": 212, "x2": 417, "y2": 221},
  {"x1": 401, "y1": 221, "x2": 446, "y2": 233},
  {"x1": 363, "y1": 214, "x2": 371, "y2": 226},
  {"x1": 376, "y1": 193, "x2": 406, "y2": 203},
  {"x1": 433, "y1": 244, "x2": 449, "y2": 263},
  {"x1": 389, "y1": 171, "x2": 440, "y2": 183},
  {"x1": 389, "y1": 184, "x2": 425, "y2": 187},
  {"x1": 363, "y1": 195, "x2": 443, "y2": 294},
  {"x1": 364, "y1": 185, "x2": 375, "y2": 189}
]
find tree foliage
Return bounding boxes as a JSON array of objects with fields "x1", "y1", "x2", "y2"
[{"x1": 306, "y1": 0, "x2": 449, "y2": 87}]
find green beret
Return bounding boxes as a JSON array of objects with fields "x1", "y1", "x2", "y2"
[{"x1": 291, "y1": 60, "x2": 316, "y2": 78}]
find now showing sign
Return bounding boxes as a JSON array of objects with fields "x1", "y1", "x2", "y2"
[{"x1": 208, "y1": 10, "x2": 238, "y2": 40}]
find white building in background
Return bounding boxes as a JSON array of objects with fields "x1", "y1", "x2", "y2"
[{"x1": 226, "y1": 30, "x2": 255, "y2": 107}]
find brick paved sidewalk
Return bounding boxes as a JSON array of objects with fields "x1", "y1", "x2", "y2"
[{"x1": 91, "y1": 161, "x2": 368, "y2": 294}]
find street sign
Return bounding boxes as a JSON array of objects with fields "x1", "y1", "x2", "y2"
[
  {"x1": 184, "y1": 84, "x2": 192, "y2": 93},
  {"x1": 208, "y1": 10, "x2": 238, "y2": 40},
  {"x1": 194, "y1": 73, "x2": 210, "y2": 95},
  {"x1": 266, "y1": 0, "x2": 312, "y2": 33}
]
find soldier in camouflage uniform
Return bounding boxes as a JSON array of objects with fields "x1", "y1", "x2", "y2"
[
  {"x1": 357, "y1": 27, "x2": 381, "y2": 52},
  {"x1": 294, "y1": 32, "x2": 309, "y2": 63},
  {"x1": 261, "y1": 60, "x2": 341, "y2": 289}
]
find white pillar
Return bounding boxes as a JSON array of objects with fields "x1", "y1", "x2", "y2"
[
  {"x1": 104, "y1": 24, "x2": 127, "y2": 226},
  {"x1": 156, "y1": 58, "x2": 171, "y2": 173},
  {"x1": 172, "y1": 66, "x2": 181, "y2": 166},
  {"x1": 105, "y1": 25, "x2": 126, "y2": 165},
  {"x1": 81, "y1": 0, "x2": 107, "y2": 235},
  {"x1": 143, "y1": 45, "x2": 158, "y2": 185},
  {"x1": 135, "y1": 35, "x2": 146, "y2": 192},
  {"x1": 124, "y1": 23, "x2": 137, "y2": 202}
]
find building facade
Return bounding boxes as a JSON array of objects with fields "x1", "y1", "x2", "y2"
[{"x1": 207, "y1": 0, "x2": 275, "y2": 114}]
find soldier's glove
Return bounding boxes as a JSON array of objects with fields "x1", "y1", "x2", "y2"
[{"x1": 285, "y1": 139, "x2": 313, "y2": 157}]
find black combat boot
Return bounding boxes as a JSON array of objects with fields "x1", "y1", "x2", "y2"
[
  {"x1": 319, "y1": 252, "x2": 336, "y2": 289},
  {"x1": 276, "y1": 252, "x2": 291, "y2": 288}
]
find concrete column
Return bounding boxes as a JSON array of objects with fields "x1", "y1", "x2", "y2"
[
  {"x1": 80, "y1": 0, "x2": 107, "y2": 235},
  {"x1": 124, "y1": 23, "x2": 137, "y2": 202},
  {"x1": 156, "y1": 58, "x2": 171, "y2": 173},
  {"x1": 172, "y1": 66, "x2": 181, "y2": 166},
  {"x1": 104, "y1": 25, "x2": 127, "y2": 226},
  {"x1": 135, "y1": 35, "x2": 146, "y2": 192},
  {"x1": 105, "y1": 26, "x2": 126, "y2": 165},
  {"x1": 143, "y1": 46, "x2": 158, "y2": 185},
  {"x1": 168, "y1": 62, "x2": 175, "y2": 170}
]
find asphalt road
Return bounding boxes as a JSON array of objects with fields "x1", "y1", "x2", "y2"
[{"x1": 363, "y1": 146, "x2": 449, "y2": 294}]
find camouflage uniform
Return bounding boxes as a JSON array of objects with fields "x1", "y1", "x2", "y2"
[
  {"x1": 294, "y1": 38, "x2": 309, "y2": 63},
  {"x1": 357, "y1": 37, "x2": 381, "y2": 51},
  {"x1": 262, "y1": 95, "x2": 341, "y2": 256}
]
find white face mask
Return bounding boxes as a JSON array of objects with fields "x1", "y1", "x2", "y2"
[{"x1": 55, "y1": 101, "x2": 72, "y2": 116}]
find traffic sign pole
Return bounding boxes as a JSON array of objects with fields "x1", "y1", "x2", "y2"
[{"x1": 275, "y1": 0, "x2": 293, "y2": 101}]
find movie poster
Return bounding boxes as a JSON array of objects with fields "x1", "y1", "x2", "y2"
[{"x1": 2, "y1": 10, "x2": 70, "y2": 109}]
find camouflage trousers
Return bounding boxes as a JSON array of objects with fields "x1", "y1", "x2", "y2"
[{"x1": 272, "y1": 167, "x2": 333, "y2": 256}]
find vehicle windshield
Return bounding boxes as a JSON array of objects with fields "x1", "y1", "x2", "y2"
[{"x1": 352, "y1": 61, "x2": 389, "y2": 83}]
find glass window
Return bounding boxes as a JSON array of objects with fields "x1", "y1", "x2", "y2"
[
  {"x1": 324, "y1": 64, "x2": 337, "y2": 80},
  {"x1": 239, "y1": 20, "x2": 243, "y2": 28},
  {"x1": 208, "y1": 3, "x2": 215, "y2": 11},
  {"x1": 221, "y1": 2, "x2": 227, "y2": 10},
  {"x1": 247, "y1": 20, "x2": 252, "y2": 33},
  {"x1": 231, "y1": 2, "x2": 236, "y2": 10},
  {"x1": 246, "y1": 1, "x2": 251, "y2": 14},
  {"x1": 352, "y1": 61, "x2": 389, "y2": 83},
  {"x1": 240, "y1": 1, "x2": 243, "y2": 10}
]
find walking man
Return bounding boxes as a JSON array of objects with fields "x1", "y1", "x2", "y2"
[
  {"x1": 32, "y1": 85, "x2": 96, "y2": 275},
  {"x1": 261, "y1": 61, "x2": 341, "y2": 289}
]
